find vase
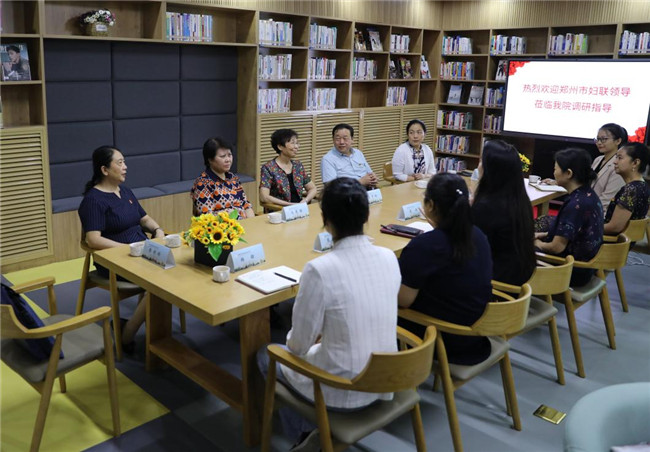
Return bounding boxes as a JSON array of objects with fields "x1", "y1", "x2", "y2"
[
  {"x1": 194, "y1": 243, "x2": 232, "y2": 267},
  {"x1": 85, "y1": 22, "x2": 110, "y2": 37}
]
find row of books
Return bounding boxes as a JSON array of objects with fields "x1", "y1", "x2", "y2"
[
  {"x1": 548, "y1": 33, "x2": 589, "y2": 55},
  {"x1": 490, "y1": 35, "x2": 527, "y2": 55},
  {"x1": 390, "y1": 34, "x2": 411, "y2": 53},
  {"x1": 437, "y1": 135, "x2": 470, "y2": 154},
  {"x1": 389, "y1": 57, "x2": 414, "y2": 79},
  {"x1": 259, "y1": 19, "x2": 293, "y2": 46},
  {"x1": 258, "y1": 54, "x2": 292, "y2": 80},
  {"x1": 258, "y1": 88, "x2": 291, "y2": 113},
  {"x1": 437, "y1": 110, "x2": 474, "y2": 130},
  {"x1": 436, "y1": 157, "x2": 468, "y2": 173},
  {"x1": 166, "y1": 12, "x2": 213, "y2": 42},
  {"x1": 386, "y1": 86, "x2": 408, "y2": 106},
  {"x1": 308, "y1": 88, "x2": 337, "y2": 110},
  {"x1": 442, "y1": 36, "x2": 473, "y2": 55},
  {"x1": 619, "y1": 30, "x2": 650, "y2": 54},
  {"x1": 440, "y1": 61, "x2": 475, "y2": 80},
  {"x1": 485, "y1": 87, "x2": 505, "y2": 107},
  {"x1": 309, "y1": 23, "x2": 338, "y2": 49},
  {"x1": 354, "y1": 28, "x2": 383, "y2": 51},
  {"x1": 352, "y1": 58, "x2": 378, "y2": 80},
  {"x1": 308, "y1": 57, "x2": 337, "y2": 80},
  {"x1": 483, "y1": 114, "x2": 503, "y2": 132}
]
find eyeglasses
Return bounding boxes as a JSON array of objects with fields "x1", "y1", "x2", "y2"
[{"x1": 594, "y1": 137, "x2": 612, "y2": 143}]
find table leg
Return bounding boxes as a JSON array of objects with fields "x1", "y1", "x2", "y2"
[
  {"x1": 539, "y1": 201, "x2": 550, "y2": 217},
  {"x1": 146, "y1": 292, "x2": 172, "y2": 372},
  {"x1": 240, "y1": 307, "x2": 270, "y2": 447}
]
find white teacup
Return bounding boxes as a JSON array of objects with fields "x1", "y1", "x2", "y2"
[
  {"x1": 129, "y1": 242, "x2": 144, "y2": 257},
  {"x1": 212, "y1": 265, "x2": 230, "y2": 283},
  {"x1": 529, "y1": 175, "x2": 541, "y2": 184},
  {"x1": 268, "y1": 212, "x2": 282, "y2": 224},
  {"x1": 414, "y1": 179, "x2": 428, "y2": 189},
  {"x1": 164, "y1": 234, "x2": 181, "y2": 248}
]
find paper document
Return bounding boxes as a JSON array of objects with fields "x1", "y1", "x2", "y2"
[
  {"x1": 236, "y1": 265, "x2": 302, "y2": 294},
  {"x1": 530, "y1": 183, "x2": 567, "y2": 193},
  {"x1": 407, "y1": 221, "x2": 434, "y2": 233}
]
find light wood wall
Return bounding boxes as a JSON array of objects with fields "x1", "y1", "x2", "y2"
[{"x1": 440, "y1": 1, "x2": 650, "y2": 29}]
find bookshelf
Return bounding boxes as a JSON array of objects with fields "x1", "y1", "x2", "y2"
[{"x1": 618, "y1": 23, "x2": 650, "y2": 57}]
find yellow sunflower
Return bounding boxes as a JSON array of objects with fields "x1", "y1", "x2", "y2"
[
  {"x1": 210, "y1": 226, "x2": 226, "y2": 244},
  {"x1": 199, "y1": 236, "x2": 210, "y2": 245}
]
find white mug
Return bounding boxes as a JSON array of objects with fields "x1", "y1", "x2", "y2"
[
  {"x1": 529, "y1": 175, "x2": 541, "y2": 184},
  {"x1": 164, "y1": 234, "x2": 181, "y2": 248},
  {"x1": 213, "y1": 265, "x2": 230, "y2": 283},
  {"x1": 268, "y1": 212, "x2": 282, "y2": 224},
  {"x1": 129, "y1": 242, "x2": 144, "y2": 257}
]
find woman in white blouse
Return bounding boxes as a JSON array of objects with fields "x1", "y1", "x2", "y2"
[{"x1": 391, "y1": 119, "x2": 436, "y2": 182}]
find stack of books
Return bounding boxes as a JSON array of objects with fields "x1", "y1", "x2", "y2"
[
  {"x1": 490, "y1": 35, "x2": 527, "y2": 54},
  {"x1": 166, "y1": 12, "x2": 213, "y2": 42},
  {"x1": 259, "y1": 19, "x2": 293, "y2": 46},
  {"x1": 440, "y1": 61, "x2": 475, "y2": 80},
  {"x1": 258, "y1": 88, "x2": 291, "y2": 113},
  {"x1": 548, "y1": 33, "x2": 589, "y2": 55},
  {"x1": 309, "y1": 23, "x2": 338, "y2": 49},
  {"x1": 308, "y1": 88, "x2": 337, "y2": 110},
  {"x1": 258, "y1": 54, "x2": 292, "y2": 80},
  {"x1": 308, "y1": 57, "x2": 336, "y2": 80},
  {"x1": 442, "y1": 36, "x2": 473, "y2": 55}
]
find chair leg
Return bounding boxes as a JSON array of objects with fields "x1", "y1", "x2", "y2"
[
  {"x1": 411, "y1": 403, "x2": 427, "y2": 452},
  {"x1": 109, "y1": 271, "x2": 124, "y2": 362},
  {"x1": 597, "y1": 285, "x2": 617, "y2": 350},
  {"x1": 499, "y1": 353, "x2": 521, "y2": 431},
  {"x1": 75, "y1": 253, "x2": 92, "y2": 315},
  {"x1": 179, "y1": 308, "x2": 186, "y2": 334},
  {"x1": 563, "y1": 296, "x2": 585, "y2": 378},
  {"x1": 261, "y1": 358, "x2": 277, "y2": 452},
  {"x1": 30, "y1": 336, "x2": 63, "y2": 452},
  {"x1": 103, "y1": 318, "x2": 121, "y2": 437},
  {"x1": 614, "y1": 268, "x2": 629, "y2": 313},
  {"x1": 314, "y1": 382, "x2": 334, "y2": 452},
  {"x1": 547, "y1": 317, "x2": 565, "y2": 385},
  {"x1": 58, "y1": 375, "x2": 67, "y2": 393},
  {"x1": 432, "y1": 373, "x2": 441, "y2": 392},
  {"x1": 500, "y1": 366, "x2": 512, "y2": 416},
  {"x1": 436, "y1": 338, "x2": 463, "y2": 452}
]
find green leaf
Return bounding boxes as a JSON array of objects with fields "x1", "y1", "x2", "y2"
[
  {"x1": 228, "y1": 210, "x2": 239, "y2": 220},
  {"x1": 208, "y1": 244, "x2": 223, "y2": 261}
]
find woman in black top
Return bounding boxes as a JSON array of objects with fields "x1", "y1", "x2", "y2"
[{"x1": 472, "y1": 140, "x2": 536, "y2": 285}]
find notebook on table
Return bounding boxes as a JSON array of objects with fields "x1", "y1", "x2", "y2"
[{"x1": 236, "y1": 265, "x2": 302, "y2": 294}]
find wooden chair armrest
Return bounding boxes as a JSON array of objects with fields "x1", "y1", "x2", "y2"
[
  {"x1": 260, "y1": 201, "x2": 284, "y2": 212},
  {"x1": 11, "y1": 306, "x2": 112, "y2": 339},
  {"x1": 492, "y1": 288, "x2": 517, "y2": 300},
  {"x1": 398, "y1": 308, "x2": 472, "y2": 335},
  {"x1": 572, "y1": 259, "x2": 596, "y2": 269},
  {"x1": 603, "y1": 234, "x2": 618, "y2": 243},
  {"x1": 535, "y1": 251, "x2": 567, "y2": 265},
  {"x1": 397, "y1": 325, "x2": 423, "y2": 348},
  {"x1": 267, "y1": 344, "x2": 353, "y2": 390},
  {"x1": 11, "y1": 277, "x2": 55, "y2": 294},
  {"x1": 491, "y1": 280, "x2": 521, "y2": 295}
]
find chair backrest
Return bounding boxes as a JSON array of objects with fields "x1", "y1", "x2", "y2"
[
  {"x1": 588, "y1": 234, "x2": 630, "y2": 270},
  {"x1": 622, "y1": 217, "x2": 649, "y2": 242},
  {"x1": 383, "y1": 162, "x2": 393, "y2": 180},
  {"x1": 472, "y1": 284, "x2": 532, "y2": 336},
  {"x1": 527, "y1": 255, "x2": 574, "y2": 296},
  {"x1": 349, "y1": 326, "x2": 437, "y2": 393},
  {"x1": 0, "y1": 304, "x2": 33, "y2": 339}
]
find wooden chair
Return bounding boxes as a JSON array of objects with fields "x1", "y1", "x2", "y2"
[
  {"x1": 383, "y1": 161, "x2": 399, "y2": 185},
  {"x1": 260, "y1": 201, "x2": 284, "y2": 213},
  {"x1": 399, "y1": 284, "x2": 532, "y2": 452},
  {"x1": 538, "y1": 235, "x2": 631, "y2": 377},
  {"x1": 493, "y1": 255, "x2": 574, "y2": 384},
  {"x1": 76, "y1": 236, "x2": 186, "y2": 361},
  {"x1": 1, "y1": 277, "x2": 120, "y2": 452},
  {"x1": 261, "y1": 326, "x2": 437, "y2": 452},
  {"x1": 604, "y1": 217, "x2": 649, "y2": 312}
]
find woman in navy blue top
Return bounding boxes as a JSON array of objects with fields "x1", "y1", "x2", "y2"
[
  {"x1": 398, "y1": 173, "x2": 493, "y2": 365},
  {"x1": 78, "y1": 146, "x2": 165, "y2": 349},
  {"x1": 535, "y1": 148, "x2": 604, "y2": 286}
]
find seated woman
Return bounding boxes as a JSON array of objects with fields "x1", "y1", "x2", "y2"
[
  {"x1": 259, "y1": 128, "x2": 318, "y2": 207},
  {"x1": 257, "y1": 177, "x2": 401, "y2": 450},
  {"x1": 78, "y1": 145, "x2": 165, "y2": 351},
  {"x1": 191, "y1": 137, "x2": 255, "y2": 219},
  {"x1": 535, "y1": 148, "x2": 604, "y2": 286},
  {"x1": 391, "y1": 119, "x2": 436, "y2": 182},
  {"x1": 398, "y1": 173, "x2": 493, "y2": 365},
  {"x1": 472, "y1": 140, "x2": 536, "y2": 285},
  {"x1": 603, "y1": 142, "x2": 650, "y2": 235}
]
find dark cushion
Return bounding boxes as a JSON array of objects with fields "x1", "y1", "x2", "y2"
[
  {"x1": 131, "y1": 186, "x2": 166, "y2": 200},
  {"x1": 113, "y1": 81, "x2": 180, "y2": 119},
  {"x1": 47, "y1": 121, "x2": 114, "y2": 164},
  {"x1": 52, "y1": 196, "x2": 84, "y2": 214},
  {"x1": 181, "y1": 81, "x2": 237, "y2": 115},
  {"x1": 46, "y1": 81, "x2": 112, "y2": 123},
  {"x1": 114, "y1": 117, "x2": 180, "y2": 155},
  {"x1": 43, "y1": 39, "x2": 111, "y2": 81},
  {"x1": 180, "y1": 46, "x2": 237, "y2": 80},
  {"x1": 50, "y1": 161, "x2": 93, "y2": 200},
  {"x1": 181, "y1": 114, "x2": 237, "y2": 150},
  {"x1": 181, "y1": 149, "x2": 204, "y2": 181},
  {"x1": 112, "y1": 42, "x2": 179, "y2": 80},
  {"x1": 122, "y1": 153, "x2": 180, "y2": 188},
  {"x1": 153, "y1": 180, "x2": 194, "y2": 195},
  {"x1": 1, "y1": 284, "x2": 62, "y2": 361},
  {"x1": 237, "y1": 173, "x2": 255, "y2": 184}
]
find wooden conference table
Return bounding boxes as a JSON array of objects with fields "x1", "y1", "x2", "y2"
[{"x1": 93, "y1": 180, "x2": 563, "y2": 446}]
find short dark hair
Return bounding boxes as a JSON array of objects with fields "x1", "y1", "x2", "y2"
[
  {"x1": 406, "y1": 119, "x2": 426, "y2": 135},
  {"x1": 554, "y1": 147, "x2": 597, "y2": 186},
  {"x1": 332, "y1": 123, "x2": 354, "y2": 138},
  {"x1": 202, "y1": 137, "x2": 233, "y2": 167},
  {"x1": 320, "y1": 177, "x2": 368, "y2": 240},
  {"x1": 620, "y1": 142, "x2": 650, "y2": 173},
  {"x1": 270, "y1": 129, "x2": 297, "y2": 155},
  {"x1": 599, "y1": 123, "x2": 629, "y2": 148},
  {"x1": 6, "y1": 45, "x2": 20, "y2": 53}
]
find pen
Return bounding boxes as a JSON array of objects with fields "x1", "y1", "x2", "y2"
[{"x1": 274, "y1": 272, "x2": 297, "y2": 283}]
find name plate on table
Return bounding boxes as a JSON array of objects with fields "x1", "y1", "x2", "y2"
[
  {"x1": 282, "y1": 203, "x2": 309, "y2": 222},
  {"x1": 397, "y1": 201, "x2": 423, "y2": 221},
  {"x1": 367, "y1": 188, "x2": 383, "y2": 205},
  {"x1": 227, "y1": 243, "x2": 266, "y2": 272},
  {"x1": 313, "y1": 232, "x2": 333, "y2": 252},
  {"x1": 142, "y1": 240, "x2": 175, "y2": 269}
]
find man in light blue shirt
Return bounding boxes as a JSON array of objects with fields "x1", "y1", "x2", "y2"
[{"x1": 321, "y1": 123, "x2": 378, "y2": 188}]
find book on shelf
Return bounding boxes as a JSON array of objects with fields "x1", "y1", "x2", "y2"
[
  {"x1": 442, "y1": 35, "x2": 473, "y2": 55},
  {"x1": 447, "y1": 84, "x2": 463, "y2": 104},
  {"x1": 308, "y1": 56, "x2": 336, "y2": 80},
  {"x1": 258, "y1": 53, "x2": 292, "y2": 80},
  {"x1": 386, "y1": 86, "x2": 407, "y2": 106},
  {"x1": 368, "y1": 28, "x2": 383, "y2": 51},
  {"x1": 389, "y1": 59, "x2": 399, "y2": 79},
  {"x1": 309, "y1": 23, "x2": 337, "y2": 49},
  {"x1": 437, "y1": 135, "x2": 470, "y2": 154},
  {"x1": 390, "y1": 34, "x2": 411, "y2": 53},
  {"x1": 166, "y1": 12, "x2": 213, "y2": 42},
  {"x1": 619, "y1": 30, "x2": 650, "y2": 54},
  {"x1": 437, "y1": 110, "x2": 473, "y2": 130},
  {"x1": 483, "y1": 114, "x2": 503, "y2": 132},
  {"x1": 440, "y1": 61, "x2": 475, "y2": 80},
  {"x1": 490, "y1": 35, "x2": 526, "y2": 55},
  {"x1": 259, "y1": 19, "x2": 293, "y2": 46},
  {"x1": 1, "y1": 42, "x2": 31, "y2": 81},
  {"x1": 236, "y1": 265, "x2": 301, "y2": 294},
  {"x1": 495, "y1": 60, "x2": 507, "y2": 81},
  {"x1": 354, "y1": 29, "x2": 366, "y2": 51},
  {"x1": 353, "y1": 57, "x2": 377, "y2": 80},
  {"x1": 436, "y1": 157, "x2": 468, "y2": 173},
  {"x1": 258, "y1": 88, "x2": 292, "y2": 113},
  {"x1": 308, "y1": 88, "x2": 337, "y2": 110},
  {"x1": 485, "y1": 86, "x2": 505, "y2": 107},
  {"x1": 398, "y1": 57, "x2": 413, "y2": 79},
  {"x1": 420, "y1": 55, "x2": 431, "y2": 79},
  {"x1": 548, "y1": 33, "x2": 589, "y2": 55},
  {"x1": 467, "y1": 85, "x2": 484, "y2": 105}
]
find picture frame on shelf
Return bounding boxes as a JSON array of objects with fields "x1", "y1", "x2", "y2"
[{"x1": 1, "y1": 43, "x2": 31, "y2": 81}]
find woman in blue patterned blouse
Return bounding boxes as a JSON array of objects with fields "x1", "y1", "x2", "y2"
[
  {"x1": 534, "y1": 148, "x2": 604, "y2": 286},
  {"x1": 259, "y1": 129, "x2": 318, "y2": 207},
  {"x1": 603, "y1": 142, "x2": 650, "y2": 235}
]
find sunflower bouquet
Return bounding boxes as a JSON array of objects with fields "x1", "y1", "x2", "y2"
[
  {"x1": 519, "y1": 152, "x2": 531, "y2": 173},
  {"x1": 183, "y1": 211, "x2": 246, "y2": 262}
]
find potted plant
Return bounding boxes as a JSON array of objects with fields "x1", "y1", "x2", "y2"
[
  {"x1": 79, "y1": 9, "x2": 116, "y2": 37},
  {"x1": 519, "y1": 152, "x2": 531, "y2": 175},
  {"x1": 183, "y1": 211, "x2": 246, "y2": 267}
]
